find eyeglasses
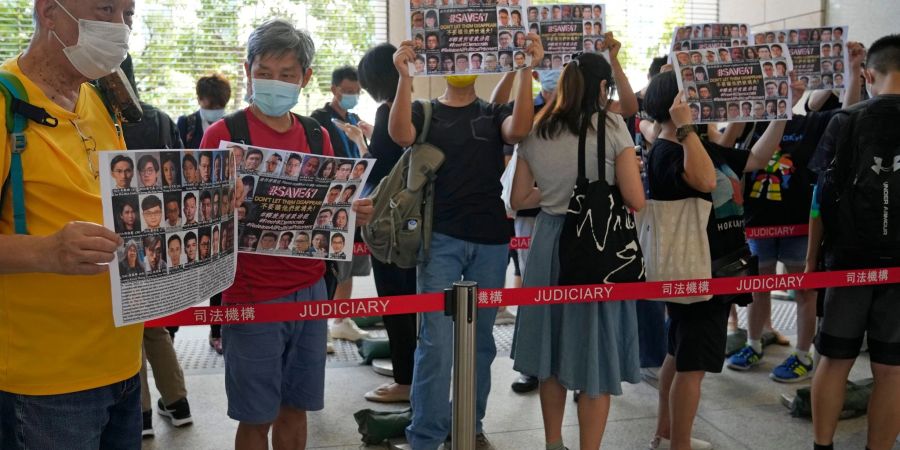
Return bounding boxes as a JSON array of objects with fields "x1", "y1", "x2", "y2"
[
  {"x1": 143, "y1": 210, "x2": 163, "y2": 218},
  {"x1": 140, "y1": 168, "x2": 158, "y2": 175},
  {"x1": 70, "y1": 119, "x2": 98, "y2": 179},
  {"x1": 112, "y1": 169, "x2": 133, "y2": 176}
]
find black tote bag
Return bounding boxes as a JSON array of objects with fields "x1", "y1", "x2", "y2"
[{"x1": 558, "y1": 114, "x2": 645, "y2": 286}]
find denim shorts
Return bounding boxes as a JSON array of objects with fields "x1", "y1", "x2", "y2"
[
  {"x1": 747, "y1": 236, "x2": 808, "y2": 268},
  {"x1": 222, "y1": 279, "x2": 328, "y2": 424}
]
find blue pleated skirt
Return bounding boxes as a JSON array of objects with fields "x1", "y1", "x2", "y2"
[{"x1": 511, "y1": 212, "x2": 641, "y2": 396}]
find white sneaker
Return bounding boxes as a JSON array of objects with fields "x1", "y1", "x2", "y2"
[
  {"x1": 326, "y1": 330, "x2": 335, "y2": 354},
  {"x1": 330, "y1": 319, "x2": 370, "y2": 341},
  {"x1": 649, "y1": 436, "x2": 713, "y2": 449},
  {"x1": 494, "y1": 308, "x2": 516, "y2": 325}
]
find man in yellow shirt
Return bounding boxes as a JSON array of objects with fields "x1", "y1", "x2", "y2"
[{"x1": 0, "y1": 0, "x2": 143, "y2": 448}]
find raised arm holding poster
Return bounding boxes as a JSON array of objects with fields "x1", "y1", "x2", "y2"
[
  {"x1": 100, "y1": 149, "x2": 238, "y2": 326},
  {"x1": 755, "y1": 26, "x2": 849, "y2": 90},
  {"x1": 526, "y1": 3, "x2": 606, "y2": 70},
  {"x1": 224, "y1": 141, "x2": 373, "y2": 261},
  {"x1": 672, "y1": 44, "x2": 794, "y2": 123},
  {"x1": 408, "y1": 0, "x2": 531, "y2": 76}
]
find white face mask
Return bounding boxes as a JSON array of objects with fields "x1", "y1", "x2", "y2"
[{"x1": 51, "y1": 0, "x2": 131, "y2": 80}]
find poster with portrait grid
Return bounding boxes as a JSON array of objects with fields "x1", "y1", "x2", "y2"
[{"x1": 100, "y1": 149, "x2": 238, "y2": 326}]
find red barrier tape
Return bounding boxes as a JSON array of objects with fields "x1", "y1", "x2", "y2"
[
  {"x1": 745, "y1": 225, "x2": 809, "y2": 239},
  {"x1": 509, "y1": 237, "x2": 531, "y2": 250},
  {"x1": 351, "y1": 228, "x2": 806, "y2": 256},
  {"x1": 145, "y1": 266, "x2": 898, "y2": 327},
  {"x1": 353, "y1": 242, "x2": 371, "y2": 256}
]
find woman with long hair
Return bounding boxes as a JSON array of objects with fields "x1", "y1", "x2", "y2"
[
  {"x1": 161, "y1": 152, "x2": 181, "y2": 187},
  {"x1": 317, "y1": 158, "x2": 337, "y2": 179},
  {"x1": 115, "y1": 198, "x2": 139, "y2": 233},
  {"x1": 744, "y1": 46, "x2": 758, "y2": 60},
  {"x1": 510, "y1": 52, "x2": 644, "y2": 450}
]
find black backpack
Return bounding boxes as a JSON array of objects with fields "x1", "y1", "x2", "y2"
[
  {"x1": 223, "y1": 109, "x2": 324, "y2": 156},
  {"x1": 123, "y1": 102, "x2": 183, "y2": 150},
  {"x1": 821, "y1": 98, "x2": 900, "y2": 268}
]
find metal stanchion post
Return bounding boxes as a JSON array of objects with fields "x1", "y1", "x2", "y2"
[{"x1": 445, "y1": 281, "x2": 477, "y2": 450}]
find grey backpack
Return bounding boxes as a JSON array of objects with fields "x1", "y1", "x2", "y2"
[{"x1": 362, "y1": 100, "x2": 444, "y2": 268}]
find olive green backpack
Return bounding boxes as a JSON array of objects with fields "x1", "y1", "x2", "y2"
[{"x1": 361, "y1": 100, "x2": 444, "y2": 268}]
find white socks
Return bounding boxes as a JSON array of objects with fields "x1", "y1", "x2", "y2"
[{"x1": 749, "y1": 339, "x2": 763, "y2": 353}]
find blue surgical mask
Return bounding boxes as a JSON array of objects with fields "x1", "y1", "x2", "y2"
[
  {"x1": 540, "y1": 70, "x2": 561, "y2": 94},
  {"x1": 251, "y1": 78, "x2": 300, "y2": 117},
  {"x1": 339, "y1": 94, "x2": 359, "y2": 111},
  {"x1": 199, "y1": 108, "x2": 225, "y2": 123}
]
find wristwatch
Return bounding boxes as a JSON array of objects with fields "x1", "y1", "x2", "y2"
[{"x1": 676, "y1": 124, "x2": 697, "y2": 142}]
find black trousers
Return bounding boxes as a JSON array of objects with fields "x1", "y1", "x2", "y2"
[
  {"x1": 371, "y1": 258, "x2": 418, "y2": 385},
  {"x1": 209, "y1": 293, "x2": 222, "y2": 338}
]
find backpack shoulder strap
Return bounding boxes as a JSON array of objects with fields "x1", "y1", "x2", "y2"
[
  {"x1": 223, "y1": 109, "x2": 252, "y2": 145},
  {"x1": 0, "y1": 70, "x2": 32, "y2": 235},
  {"x1": 416, "y1": 99, "x2": 433, "y2": 145},
  {"x1": 829, "y1": 108, "x2": 860, "y2": 187},
  {"x1": 294, "y1": 114, "x2": 324, "y2": 156},
  {"x1": 185, "y1": 112, "x2": 198, "y2": 145},
  {"x1": 158, "y1": 109, "x2": 176, "y2": 149}
]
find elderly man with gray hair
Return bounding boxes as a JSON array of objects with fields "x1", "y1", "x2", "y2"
[
  {"x1": 199, "y1": 19, "x2": 374, "y2": 450},
  {"x1": 0, "y1": 1, "x2": 144, "y2": 448}
]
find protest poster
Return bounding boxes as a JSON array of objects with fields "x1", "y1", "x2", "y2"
[
  {"x1": 408, "y1": 0, "x2": 531, "y2": 76},
  {"x1": 224, "y1": 141, "x2": 373, "y2": 261},
  {"x1": 671, "y1": 23, "x2": 751, "y2": 55},
  {"x1": 754, "y1": 26, "x2": 849, "y2": 91},
  {"x1": 100, "y1": 149, "x2": 238, "y2": 326},
  {"x1": 672, "y1": 44, "x2": 794, "y2": 123},
  {"x1": 526, "y1": 3, "x2": 606, "y2": 70}
]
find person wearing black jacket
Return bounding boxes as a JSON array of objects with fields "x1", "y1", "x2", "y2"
[
  {"x1": 312, "y1": 65, "x2": 374, "y2": 347},
  {"x1": 176, "y1": 74, "x2": 231, "y2": 150},
  {"x1": 175, "y1": 73, "x2": 231, "y2": 353},
  {"x1": 104, "y1": 54, "x2": 193, "y2": 439},
  {"x1": 310, "y1": 65, "x2": 372, "y2": 158},
  {"x1": 355, "y1": 43, "x2": 416, "y2": 403}
]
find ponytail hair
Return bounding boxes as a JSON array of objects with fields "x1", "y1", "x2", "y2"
[{"x1": 534, "y1": 52, "x2": 616, "y2": 140}]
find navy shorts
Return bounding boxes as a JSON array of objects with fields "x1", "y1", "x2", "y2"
[{"x1": 222, "y1": 279, "x2": 328, "y2": 424}]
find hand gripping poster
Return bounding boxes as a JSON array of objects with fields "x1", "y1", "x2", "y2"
[
  {"x1": 407, "y1": 0, "x2": 532, "y2": 76},
  {"x1": 753, "y1": 26, "x2": 849, "y2": 91},
  {"x1": 672, "y1": 44, "x2": 795, "y2": 123},
  {"x1": 223, "y1": 141, "x2": 373, "y2": 261},
  {"x1": 100, "y1": 149, "x2": 238, "y2": 326},
  {"x1": 525, "y1": 3, "x2": 607, "y2": 70}
]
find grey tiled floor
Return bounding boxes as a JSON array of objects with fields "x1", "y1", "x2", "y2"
[{"x1": 143, "y1": 270, "x2": 898, "y2": 450}]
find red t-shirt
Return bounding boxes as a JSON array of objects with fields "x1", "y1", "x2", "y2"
[{"x1": 200, "y1": 108, "x2": 334, "y2": 304}]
